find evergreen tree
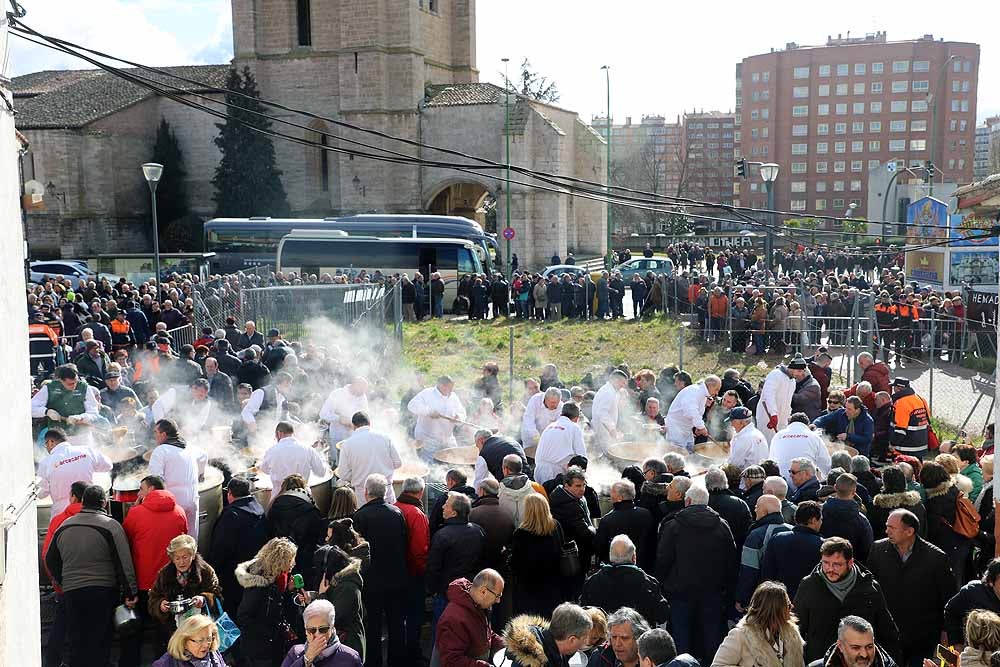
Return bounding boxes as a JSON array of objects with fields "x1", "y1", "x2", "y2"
[
  {"x1": 150, "y1": 117, "x2": 189, "y2": 224},
  {"x1": 212, "y1": 66, "x2": 290, "y2": 217}
]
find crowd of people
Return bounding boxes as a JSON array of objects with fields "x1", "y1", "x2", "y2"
[{"x1": 24, "y1": 253, "x2": 999, "y2": 667}]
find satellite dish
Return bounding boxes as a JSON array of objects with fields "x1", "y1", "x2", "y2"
[{"x1": 24, "y1": 180, "x2": 45, "y2": 205}]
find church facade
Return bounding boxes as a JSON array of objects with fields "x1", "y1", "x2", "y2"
[{"x1": 14, "y1": 0, "x2": 606, "y2": 268}]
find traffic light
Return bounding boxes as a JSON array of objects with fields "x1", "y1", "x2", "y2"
[
  {"x1": 925, "y1": 160, "x2": 935, "y2": 179},
  {"x1": 736, "y1": 158, "x2": 748, "y2": 179}
]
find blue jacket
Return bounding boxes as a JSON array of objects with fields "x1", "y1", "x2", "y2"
[
  {"x1": 821, "y1": 497, "x2": 874, "y2": 561},
  {"x1": 812, "y1": 407, "x2": 874, "y2": 456},
  {"x1": 760, "y1": 525, "x2": 823, "y2": 599},
  {"x1": 736, "y1": 512, "x2": 792, "y2": 605}
]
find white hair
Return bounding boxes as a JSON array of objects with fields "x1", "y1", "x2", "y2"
[
  {"x1": 609, "y1": 535, "x2": 636, "y2": 565},
  {"x1": 704, "y1": 467, "x2": 728, "y2": 491},
  {"x1": 685, "y1": 485, "x2": 709, "y2": 505},
  {"x1": 303, "y1": 599, "x2": 336, "y2": 626},
  {"x1": 671, "y1": 476, "x2": 693, "y2": 497},
  {"x1": 611, "y1": 480, "x2": 636, "y2": 501},
  {"x1": 762, "y1": 476, "x2": 788, "y2": 498},
  {"x1": 365, "y1": 473, "x2": 388, "y2": 500},
  {"x1": 663, "y1": 452, "x2": 685, "y2": 472}
]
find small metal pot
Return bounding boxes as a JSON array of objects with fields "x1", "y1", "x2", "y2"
[{"x1": 113, "y1": 604, "x2": 140, "y2": 636}]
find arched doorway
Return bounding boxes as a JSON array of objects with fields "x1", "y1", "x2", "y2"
[{"x1": 426, "y1": 182, "x2": 493, "y2": 229}]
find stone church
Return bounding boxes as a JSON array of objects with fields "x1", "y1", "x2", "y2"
[{"x1": 13, "y1": 0, "x2": 606, "y2": 268}]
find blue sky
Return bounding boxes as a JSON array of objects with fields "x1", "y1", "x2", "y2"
[{"x1": 9, "y1": 0, "x2": 998, "y2": 125}]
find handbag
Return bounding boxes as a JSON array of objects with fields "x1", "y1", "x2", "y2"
[
  {"x1": 559, "y1": 540, "x2": 582, "y2": 578},
  {"x1": 211, "y1": 598, "x2": 241, "y2": 653}
]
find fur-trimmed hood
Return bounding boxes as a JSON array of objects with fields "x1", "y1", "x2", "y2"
[
  {"x1": 234, "y1": 559, "x2": 273, "y2": 589},
  {"x1": 873, "y1": 490, "x2": 922, "y2": 509},
  {"x1": 503, "y1": 615, "x2": 557, "y2": 667},
  {"x1": 330, "y1": 557, "x2": 363, "y2": 588},
  {"x1": 641, "y1": 479, "x2": 670, "y2": 498},
  {"x1": 925, "y1": 481, "x2": 953, "y2": 500}
]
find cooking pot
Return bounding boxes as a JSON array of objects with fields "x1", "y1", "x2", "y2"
[
  {"x1": 605, "y1": 442, "x2": 690, "y2": 470},
  {"x1": 248, "y1": 471, "x2": 335, "y2": 516},
  {"x1": 431, "y1": 446, "x2": 479, "y2": 467},
  {"x1": 111, "y1": 477, "x2": 141, "y2": 503},
  {"x1": 690, "y1": 441, "x2": 731, "y2": 468}
]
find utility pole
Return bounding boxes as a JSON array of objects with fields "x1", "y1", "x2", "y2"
[
  {"x1": 601, "y1": 65, "x2": 613, "y2": 269},
  {"x1": 502, "y1": 57, "x2": 512, "y2": 280}
]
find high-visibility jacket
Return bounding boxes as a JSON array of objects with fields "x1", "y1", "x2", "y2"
[
  {"x1": 890, "y1": 387, "x2": 929, "y2": 455},
  {"x1": 874, "y1": 303, "x2": 898, "y2": 331},
  {"x1": 110, "y1": 319, "x2": 133, "y2": 350}
]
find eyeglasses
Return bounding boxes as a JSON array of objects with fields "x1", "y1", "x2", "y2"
[
  {"x1": 485, "y1": 587, "x2": 503, "y2": 601},
  {"x1": 827, "y1": 401, "x2": 842, "y2": 406},
  {"x1": 306, "y1": 626, "x2": 332, "y2": 635},
  {"x1": 186, "y1": 635, "x2": 217, "y2": 646},
  {"x1": 789, "y1": 469, "x2": 802, "y2": 476}
]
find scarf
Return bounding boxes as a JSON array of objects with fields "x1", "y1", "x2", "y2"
[
  {"x1": 176, "y1": 567, "x2": 191, "y2": 588},
  {"x1": 180, "y1": 651, "x2": 218, "y2": 667},
  {"x1": 275, "y1": 571, "x2": 289, "y2": 592},
  {"x1": 823, "y1": 564, "x2": 858, "y2": 602}
]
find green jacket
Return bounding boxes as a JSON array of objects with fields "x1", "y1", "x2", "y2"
[{"x1": 961, "y1": 463, "x2": 984, "y2": 503}]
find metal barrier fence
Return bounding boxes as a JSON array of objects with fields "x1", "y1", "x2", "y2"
[{"x1": 166, "y1": 323, "x2": 195, "y2": 350}]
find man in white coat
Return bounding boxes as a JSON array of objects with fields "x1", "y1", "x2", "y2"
[
  {"x1": 406, "y1": 375, "x2": 466, "y2": 457},
  {"x1": 319, "y1": 377, "x2": 370, "y2": 463},
  {"x1": 727, "y1": 406, "x2": 769, "y2": 471},
  {"x1": 520, "y1": 387, "x2": 563, "y2": 449},
  {"x1": 665, "y1": 374, "x2": 722, "y2": 450},
  {"x1": 337, "y1": 411, "x2": 403, "y2": 504},
  {"x1": 756, "y1": 354, "x2": 808, "y2": 443},
  {"x1": 36, "y1": 428, "x2": 112, "y2": 520},
  {"x1": 241, "y1": 372, "x2": 294, "y2": 433},
  {"x1": 533, "y1": 403, "x2": 587, "y2": 485},
  {"x1": 151, "y1": 378, "x2": 216, "y2": 438},
  {"x1": 259, "y1": 421, "x2": 328, "y2": 498},
  {"x1": 770, "y1": 412, "x2": 832, "y2": 489},
  {"x1": 148, "y1": 418, "x2": 208, "y2": 540},
  {"x1": 591, "y1": 370, "x2": 629, "y2": 455}
]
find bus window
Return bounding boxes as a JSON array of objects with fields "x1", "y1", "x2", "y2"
[
  {"x1": 417, "y1": 247, "x2": 437, "y2": 277},
  {"x1": 458, "y1": 248, "x2": 479, "y2": 276}
]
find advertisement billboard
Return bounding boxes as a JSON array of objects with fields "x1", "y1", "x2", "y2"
[
  {"x1": 949, "y1": 213, "x2": 999, "y2": 247},
  {"x1": 905, "y1": 197, "x2": 949, "y2": 244},
  {"x1": 950, "y1": 250, "x2": 999, "y2": 286},
  {"x1": 904, "y1": 250, "x2": 945, "y2": 284}
]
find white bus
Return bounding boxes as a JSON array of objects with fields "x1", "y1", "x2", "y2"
[{"x1": 276, "y1": 231, "x2": 484, "y2": 306}]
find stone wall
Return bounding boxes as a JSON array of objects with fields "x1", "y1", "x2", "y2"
[{"x1": 26, "y1": 214, "x2": 150, "y2": 259}]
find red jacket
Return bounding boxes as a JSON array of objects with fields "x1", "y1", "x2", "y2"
[
  {"x1": 435, "y1": 578, "x2": 504, "y2": 667},
  {"x1": 394, "y1": 493, "x2": 430, "y2": 577},
  {"x1": 861, "y1": 361, "x2": 891, "y2": 394},
  {"x1": 42, "y1": 502, "x2": 82, "y2": 593},
  {"x1": 123, "y1": 489, "x2": 188, "y2": 591}
]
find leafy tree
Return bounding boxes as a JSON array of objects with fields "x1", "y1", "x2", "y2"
[
  {"x1": 212, "y1": 67, "x2": 290, "y2": 217},
  {"x1": 501, "y1": 58, "x2": 560, "y2": 103}
]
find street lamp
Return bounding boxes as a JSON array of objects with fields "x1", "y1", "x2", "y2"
[
  {"x1": 601, "y1": 65, "x2": 613, "y2": 269},
  {"x1": 142, "y1": 162, "x2": 163, "y2": 297},
  {"x1": 502, "y1": 57, "x2": 512, "y2": 280},
  {"x1": 759, "y1": 162, "x2": 779, "y2": 274},
  {"x1": 928, "y1": 54, "x2": 958, "y2": 197}
]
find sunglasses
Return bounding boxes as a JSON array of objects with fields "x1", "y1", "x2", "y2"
[{"x1": 306, "y1": 626, "x2": 332, "y2": 635}]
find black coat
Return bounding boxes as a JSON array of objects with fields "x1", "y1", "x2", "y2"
[
  {"x1": 789, "y1": 476, "x2": 821, "y2": 503},
  {"x1": 206, "y1": 371, "x2": 234, "y2": 406},
  {"x1": 760, "y1": 525, "x2": 823, "y2": 599},
  {"x1": 352, "y1": 498, "x2": 409, "y2": 593},
  {"x1": 594, "y1": 500, "x2": 654, "y2": 572},
  {"x1": 207, "y1": 496, "x2": 268, "y2": 615},
  {"x1": 793, "y1": 564, "x2": 900, "y2": 663},
  {"x1": 638, "y1": 476, "x2": 672, "y2": 526},
  {"x1": 237, "y1": 330, "x2": 265, "y2": 351},
  {"x1": 426, "y1": 517, "x2": 486, "y2": 595},
  {"x1": 548, "y1": 486, "x2": 596, "y2": 566},
  {"x1": 509, "y1": 525, "x2": 564, "y2": 617},
  {"x1": 821, "y1": 498, "x2": 875, "y2": 562},
  {"x1": 235, "y1": 564, "x2": 297, "y2": 665},
  {"x1": 944, "y1": 580, "x2": 1000, "y2": 644},
  {"x1": 866, "y1": 537, "x2": 956, "y2": 654},
  {"x1": 543, "y1": 476, "x2": 601, "y2": 519},
  {"x1": 265, "y1": 489, "x2": 327, "y2": 582},
  {"x1": 924, "y1": 483, "x2": 970, "y2": 553},
  {"x1": 655, "y1": 504, "x2": 737, "y2": 600},
  {"x1": 213, "y1": 350, "x2": 242, "y2": 378},
  {"x1": 868, "y1": 491, "x2": 928, "y2": 541},
  {"x1": 429, "y1": 484, "x2": 476, "y2": 534},
  {"x1": 237, "y1": 360, "x2": 271, "y2": 390},
  {"x1": 478, "y1": 436, "x2": 525, "y2": 483},
  {"x1": 580, "y1": 563, "x2": 669, "y2": 625},
  {"x1": 708, "y1": 489, "x2": 753, "y2": 547},
  {"x1": 742, "y1": 482, "x2": 765, "y2": 514}
]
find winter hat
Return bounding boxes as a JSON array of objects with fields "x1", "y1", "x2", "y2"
[{"x1": 788, "y1": 353, "x2": 808, "y2": 370}]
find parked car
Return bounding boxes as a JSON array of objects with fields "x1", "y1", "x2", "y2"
[
  {"x1": 540, "y1": 264, "x2": 589, "y2": 280},
  {"x1": 29, "y1": 260, "x2": 121, "y2": 288},
  {"x1": 612, "y1": 257, "x2": 674, "y2": 282}
]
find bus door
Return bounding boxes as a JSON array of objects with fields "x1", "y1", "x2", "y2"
[{"x1": 418, "y1": 247, "x2": 438, "y2": 281}]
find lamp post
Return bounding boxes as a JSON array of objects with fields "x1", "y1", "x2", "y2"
[
  {"x1": 502, "y1": 57, "x2": 512, "y2": 280},
  {"x1": 601, "y1": 65, "x2": 613, "y2": 269},
  {"x1": 928, "y1": 55, "x2": 958, "y2": 197},
  {"x1": 142, "y1": 162, "x2": 163, "y2": 298},
  {"x1": 759, "y1": 162, "x2": 779, "y2": 274}
]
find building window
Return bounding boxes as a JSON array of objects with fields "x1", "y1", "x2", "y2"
[
  {"x1": 837, "y1": 64, "x2": 849, "y2": 76},
  {"x1": 868, "y1": 159, "x2": 881, "y2": 169},
  {"x1": 890, "y1": 120, "x2": 907, "y2": 132},
  {"x1": 834, "y1": 198, "x2": 845, "y2": 208},
  {"x1": 791, "y1": 199, "x2": 807, "y2": 211},
  {"x1": 910, "y1": 139, "x2": 927, "y2": 151},
  {"x1": 834, "y1": 161, "x2": 846, "y2": 172},
  {"x1": 836, "y1": 83, "x2": 848, "y2": 96},
  {"x1": 835, "y1": 123, "x2": 847, "y2": 135},
  {"x1": 816, "y1": 142, "x2": 829, "y2": 153},
  {"x1": 792, "y1": 105, "x2": 809, "y2": 117},
  {"x1": 835, "y1": 103, "x2": 847, "y2": 115},
  {"x1": 911, "y1": 120, "x2": 927, "y2": 131},
  {"x1": 958, "y1": 158, "x2": 966, "y2": 169},
  {"x1": 819, "y1": 65, "x2": 831, "y2": 77},
  {"x1": 750, "y1": 110, "x2": 760, "y2": 120},
  {"x1": 834, "y1": 181, "x2": 845, "y2": 191},
  {"x1": 872, "y1": 62, "x2": 884, "y2": 74},
  {"x1": 954, "y1": 60, "x2": 962, "y2": 73},
  {"x1": 816, "y1": 181, "x2": 827, "y2": 192},
  {"x1": 835, "y1": 142, "x2": 846, "y2": 154},
  {"x1": 853, "y1": 103, "x2": 865, "y2": 114},
  {"x1": 962, "y1": 80, "x2": 970, "y2": 92},
  {"x1": 793, "y1": 86, "x2": 809, "y2": 98},
  {"x1": 960, "y1": 120, "x2": 967, "y2": 131},
  {"x1": 817, "y1": 104, "x2": 830, "y2": 116},
  {"x1": 892, "y1": 60, "x2": 910, "y2": 73},
  {"x1": 296, "y1": 0, "x2": 312, "y2": 46},
  {"x1": 851, "y1": 159, "x2": 863, "y2": 171},
  {"x1": 752, "y1": 72, "x2": 760, "y2": 82},
  {"x1": 911, "y1": 100, "x2": 928, "y2": 112},
  {"x1": 870, "y1": 102, "x2": 882, "y2": 113},
  {"x1": 852, "y1": 122, "x2": 864, "y2": 134},
  {"x1": 762, "y1": 108, "x2": 770, "y2": 119},
  {"x1": 948, "y1": 158, "x2": 956, "y2": 169},
  {"x1": 818, "y1": 84, "x2": 830, "y2": 96},
  {"x1": 850, "y1": 180, "x2": 862, "y2": 191},
  {"x1": 869, "y1": 121, "x2": 881, "y2": 132},
  {"x1": 854, "y1": 63, "x2": 866, "y2": 76},
  {"x1": 817, "y1": 123, "x2": 829, "y2": 135},
  {"x1": 816, "y1": 199, "x2": 828, "y2": 210},
  {"x1": 792, "y1": 143, "x2": 808, "y2": 155},
  {"x1": 869, "y1": 140, "x2": 881, "y2": 151},
  {"x1": 791, "y1": 181, "x2": 807, "y2": 192},
  {"x1": 961, "y1": 100, "x2": 969, "y2": 112},
  {"x1": 791, "y1": 162, "x2": 808, "y2": 173},
  {"x1": 951, "y1": 100, "x2": 960, "y2": 112},
  {"x1": 889, "y1": 139, "x2": 906, "y2": 151},
  {"x1": 750, "y1": 128, "x2": 758, "y2": 138},
  {"x1": 816, "y1": 161, "x2": 828, "y2": 173},
  {"x1": 792, "y1": 124, "x2": 809, "y2": 136},
  {"x1": 794, "y1": 66, "x2": 810, "y2": 79},
  {"x1": 914, "y1": 60, "x2": 930, "y2": 72},
  {"x1": 762, "y1": 127, "x2": 769, "y2": 137},
  {"x1": 854, "y1": 82, "x2": 865, "y2": 95},
  {"x1": 852, "y1": 142, "x2": 864, "y2": 153},
  {"x1": 763, "y1": 71, "x2": 771, "y2": 81},
  {"x1": 871, "y1": 81, "x2": 883, "y2": 94},
  {"x1": 891, "y1": 101, "x2": 907, "y2": 112},
  {"x1": 912, "y1": 80, "x2": 929, "y2": 92},
  {"x1": 891, "y1": 80, "x2": 908, "y2": 93}
]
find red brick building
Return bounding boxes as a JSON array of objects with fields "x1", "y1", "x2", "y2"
[
  {"x1": 734, "y1": 32, "x2": 980, "y2": 219},
  {"x1": 683, "y1": 110, "x2": 736, "y2": 205}
]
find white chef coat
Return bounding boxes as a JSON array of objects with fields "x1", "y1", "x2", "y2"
[
  {"x1": 259, "y1": 436, "x2": 328, "y2": 498},
  {"x1": 407, "y1": 386, "x2": 466, "y2": 454},
  {"x1": 533, "y1": 416, "x2": 587, "y2": 485},
  {"x1": 520, "y1": 392, "x2": 562, "y2": 447},
  {"x1": 37, "y1": 442, "x2": 113, "y2": 519},
  {"x1": 30, "y1": 383, "x2": 101, "y2": 446},
  {"x1": 241, "y1": 387, "x2": 286, "y2": 426},
  {"x1": 337, "y1": 426, "x2": 402, "y2": 505},
  {"x1": 665, "y1": 383, "x2": 710, "y2": 449},
  {"x1": 770, "y1": 421, "x2": 832, "y2": 489},
  {"x1": 151, "y1": 388, "x2": 214, "y2": 436},
  {"x1": 728, "y1": 424, "x2": 770, "y2": 471},
  {"x1": 590, "y1": 382, "x2": 622, "y2": 454},
  {"x1": 148, "y1": 442, "x2": 208, "y2": 540},
  {"x1": 319, "y1": 386, "x2": 369, "y2": 445},
  {"x1": 756, "y1": 366, "x2": 797, "y2": 442}
]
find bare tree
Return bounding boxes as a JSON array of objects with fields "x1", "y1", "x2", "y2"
[{"x1": 500, "y1": 58, "x2": 560, "y2": 103}]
